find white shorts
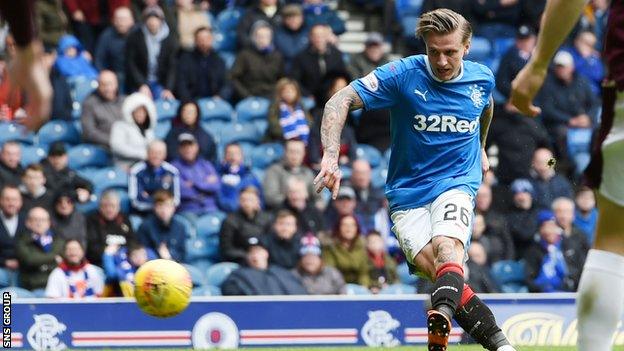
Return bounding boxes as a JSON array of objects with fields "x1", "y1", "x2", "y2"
[
  {"x1": 390, "y1": 189, "x2": 474, "y2": 265},
  {"x1": 600, "y1": 90, "x2": 624, "y2": 206}
]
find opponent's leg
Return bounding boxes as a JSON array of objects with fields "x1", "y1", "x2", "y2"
[{"x1": 577, "y1": 193, "x2": 624, "y2": 351}]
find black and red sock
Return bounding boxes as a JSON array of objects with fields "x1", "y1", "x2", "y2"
[{"x1": 430, "y1": 262, "x2": 465, "y2": 319}]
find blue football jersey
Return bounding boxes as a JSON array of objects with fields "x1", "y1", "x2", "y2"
[{"x1": 351, "y1": 54, "x2": 495, "y2": 212}]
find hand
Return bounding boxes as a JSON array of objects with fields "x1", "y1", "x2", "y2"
[
  {"x1": 76, "y1": 188, "x2": 90, "y2": 203},
  {"x1": 570, "y1": 114, "x2": 591, "y2": 128},
  {"x1": 160, "y1": 89, "x2": 175, "y2": 100},
  {"x1": 313, "y1": 153, "x2": 342, "y2": 199},
  {"x1": 104, "y1": 244, "x2": 120, "y2": 255},
  {"x1": 481, "y1": 149, "x2": 490, "y2": 178},
  {"x1": 158, "y1": 243, "x2": 172, "y2": 260},
  {"x1": 72, "y1": 10, "x2": 86, "y2": 22},
  {"x1": 11, "y1": 41, "x2": 52, "y2": 131},
  {"x1": 4, "y1": 259, "x2": 18, "y2": 270},
  {"x1": 510, "y1": 62, "x2": 547, "y2": 117},
  {"x1": 54, "y1": 255, "x2": 63, "y2": 264},
  {"x1": 138, "y1": 84, "x2": 153, "y2": 99},
  {"x1": 82, "y1": 51, "x2": 93, "y2": 62}
]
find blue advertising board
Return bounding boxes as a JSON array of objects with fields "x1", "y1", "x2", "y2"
[{"x1": 5, "y1": 293, "x2": 624, "y2": 350}]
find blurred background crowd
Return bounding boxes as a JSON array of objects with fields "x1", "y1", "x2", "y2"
[{"x1": 0, "y1": 0, "x2": 608, "y2": 299}]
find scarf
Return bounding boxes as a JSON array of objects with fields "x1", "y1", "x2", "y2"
[
  {"x1": 33, "y1": 230, "x2": 54, "y2": 253},
  {"x1": 59, "y1": 260, "x2": 96, "y2": 298},
  {"x1": 534, "y1": 238, "x2": 568, "y2": 292},
  {"x1": 114, "y1": 247, "x2": 138, "y2": 297},
  {"x1": 367, "y1": 250, "x2": 386, "y2": 269},
  {"x1": 141, "y1": 22, "x2": 170, "y2": 81},
  {"x1": 279, "y1": 103, "x2": 310, "y2": 144}
]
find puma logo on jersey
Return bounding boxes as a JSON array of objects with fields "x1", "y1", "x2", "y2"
[
  {"x1": 413, "y1": 115, "x2": 479, "y2": 133},
  {"x1": 414, "y1": 89, "x2": 428, "y2": 101}
]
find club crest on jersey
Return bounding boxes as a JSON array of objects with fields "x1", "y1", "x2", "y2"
[
  {"x1": 468, "y1": 84, "x2": 485, "y2": 108},
  {"x1": 362, "y1": 72, "x2": 379, "y2": 92}
]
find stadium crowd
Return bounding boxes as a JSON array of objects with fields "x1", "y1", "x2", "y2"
[{"x1": 0, "y1": 0, "x2": 608, "y2": 298}]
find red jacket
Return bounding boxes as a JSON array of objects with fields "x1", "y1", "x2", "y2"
[{"x1": 63, "y1": 0, "x2": 130, "y2": 25}]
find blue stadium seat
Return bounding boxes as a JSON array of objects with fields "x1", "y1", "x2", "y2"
[
  {"x1": 397, "y1": 262, "x2": 418, "y2": 285},
  {"x1": 340, "y1": 165, "x2": 352, "y2": 179},
  {"x1": 238, "y1": 142, "x2": 255, "y2": 166},
  {"x1": 0, "y1": 268, "x2": 10, "y2": 288},
  {"x1": 491, "y1": 260, "x2": 526, "y2": 287},
  {"x1": 183, "y1": 264, "x2": 206, "y2": 287},
  {"x1": 220, "y1": 122, "x2": 262, "y2": 145},
  {"x1": 198, "y1": 97, "x2": 233, "y2": 122},
  {"x1": 0, "y1": 122, "x2": 35, "y2": 145},
  {"x1": 379, "y1": 284, "x2": 417, "y2": 295},
  {"x1": 186, "y1": 235, "x2": 220, "y2": 262},
  {"x1": 0, "y1": 287, "x2": 36, "y2": 299},
  {"x1": 155, "y1": 120, "x2": 172, "y2": 139},
  {"x1": 493, "y1": 37, "x2": 516, "y2": 57},
  {"x1": 249, "y1": 143, "x2": 284, "y2": 169},
  {"x1": 20, "y1": 145, "x2": 48, "y2": 167},
  {"x1": 206, "y1": 262, "x2": 240, "y2": 287},
  {"x1": 196, "y1": 212, "x2": 226, "y2": 237},
  {"x1": 401, "y1": 16, "x2": 419, "y2": 39},
  {"x1": 155, "y1": 99, "x2": 180, "y2": 121},
  {"x1": 345, "y1": 283, "x2": 372, "y2": 295},
  {"x1": 251, "y1": 167, "x2": 265, "y2": 182},
  {"x1": 201, "y1": 120, "x2": 226, "y2": 143},
  {"x1": 213, "y1": 31, "x2": 237, "y2": 52},
  {"x1": 192, "y1": 285, "x2": 222, "y2": 296},
  {"x1": 371, "y1": 167, "x2": 387, "y2": 189},
  {"x1": 253, "y1": 119, "x2": 268, "y2": 137},
  {"x1": 219, "y1": 51, "x2": 236, "y2": 70},
  {"x1": 37, "y1": 120, "x2": 81, "y2": 145},
  {"x1": 187, "y1": 259, "x2": 212, "y2": 274},
  {"x1": 235, "y1": 97, "x2": 270, "y2": 122},
  {"x1": 67, "y1": 76, "x2": 98, "y2": 104},
  {"x1": 301, "y1": 96, "x2": 316, "y2": 111},
  {"x1": 465, "y1": 36, "x2": 492, "y2": 62},
  {"x1": 501, "y1": 283, "x2": 529, "y2": 294},
  {"x1": 395, "y1": 0, "x2": 423, "y2": 16},
  {"x1": 129, "y1": 215, "x2": 143, "y2": 232},
  {"x1": 67, "y1": 144, "x2": 110, "y2": 169},
  {"x1": 355, "y1": 144, "x2": 384, "y2": 168},
  {"x1": 91, "y1": 167, "x2": 129, "y2": 193},
  {"x1": 216, "y1": 8, "x2": 243, "y2": 32}
]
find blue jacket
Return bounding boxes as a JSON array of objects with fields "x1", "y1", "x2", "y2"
[
  {"x1": 217, "y1": 163, "x2": 262, "y2": 212},
  {"x1": 574, "y1": 208, "x2": 598, "y2": 244},
  {"x1": 303, "y1": 4, "x2": 346, "y2": 35},
  {"x1": 129, "y1": 161, "x2": 181, "y2": 212},
  {"x1": 530, "y1": 174, "x2": 574, "y2": 211},
  {"x1": 94, "y1": 26, "x2": 130, "y2": 79},
  {"x1": 137, "y1": 214, "x2": 188, "y2": 263},
  {"x1": 171, "y1": 157, "x2": 220, "y2": 215},
  {"x1": 54, "y1": 35, "x2": 98, "y2": 79},
  {"x1": 274, "y1": 25, "x2": 309, "y2": 73}
]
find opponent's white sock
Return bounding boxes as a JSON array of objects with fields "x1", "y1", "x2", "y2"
[
  {"x1": 496, "y1": 345, "x2": 516, "y2": 351},
  {"x1": 577, "y1": 249, "x2": 624, "y2": 351}
]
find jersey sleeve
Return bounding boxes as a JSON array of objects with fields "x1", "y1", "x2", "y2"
[
  {"x1": 350, "y1": 61, "x2": 402, "y2": 110},
  {"x1": 482, "y1": 67, "x2": 496, "y2": 111}
]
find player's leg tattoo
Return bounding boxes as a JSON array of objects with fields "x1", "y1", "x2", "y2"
[{"x1": 434, "y1": 240, "x2": 457, "y2": 266}]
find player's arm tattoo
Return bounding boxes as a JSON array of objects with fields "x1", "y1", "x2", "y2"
[
  {"x1": 479, "y1": 96, "x2": 494, "y2": 149},
  {"x1": 435, "y1": 240, "x2": 457, "y2": 266},
  {"x1": 320, "y1": 85, "x2": 364, "y2": 159}
]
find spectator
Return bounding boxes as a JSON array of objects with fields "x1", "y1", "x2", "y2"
[
  {"x1": 348, "y1": 32, "x2": 389, "y2": 79},
  {"x1": 264, "y1": 209, "x2": 301, "y2": 269},
  {"x1": 236, "y1": 0, "x2": 280, "y2": 49},
  {"x1": 110, "y1": 92, "x2": 157, "y2": 170},
  {"x1": 574, "y1": 187, "x2": 598, "y2": 244},
  {"x1": 471, "y1": 0, "x2": 521, "y2": 41},
  {"x1": 137, "y1": 190, "x2": 188, "y2": 262},
  {"x1": 530, "y1": 148, "x2": 574, "y2": 210},
  {"x1": 230, "y1": 21, "x2": 284, "y2": 101},
  {"x1": 172, "y1": 0, "x2": 211, "y2": 50},
  {"x1": 218, "y1": 143, "x2": 262, "y2": 213},
  {"x1": 537, "y1": 51, "x2": 599, "y2": 163},
  {"x1": 552, "y1": 197, "x2": 589, "y2": 285},
  {"x1": 322, "y1": 214, "x2": 370, "y2": 287},
  {"x1": 471, "y1": 214, "x2": 514, "y2": 264},
  {"x1": 466, "y1": 242, "x2": 500, "y2": 293},
  {"x1": 175, "y1": 27, "x2": 228, "y2": 101},
  {"x1": 302, "y1": 0, "x2": 345, "y2": 35},
  {"x1": 475, "y1": 184, "x2": 508, "y2": 236},
  {"x1": 103, "y1": 244, "x2": 149, "y2": 297},
  {"x1": 16, "y1": 207, "x2": 64, "y2": 291},
  {"x1": 324, "y1": 186, "x2": 363, "y2": 233},
  {"x1": 129, "y1": 140, "x2": 180, "y2": 213},
  {"x1": 220, "y1": 186, "x2": 273, "y2": 263},
  {"x1": 0, "y1": 141, "x2": 23, "y2": 188},
  {"x1": 0, "y1": 36, "x2": 26, "y2": 122},
  {"x1": 171, "y1": 133, "x2": 220, "y2": 216},
  {"x1": 20, "y1": 164, "x2": 54, "y2": 214},
  {"x1": 495, "y1": 25, "x2": 536, "y2": 99},
  {"x1": 274, "y1": 5, "x2": 309, "y2": 73},
  {"x1": 292, "y1": 235, "x2": 346, "y2": 294},
  {"x1": 221, "y1": 236, "x2": 308, "y2": 295},
  {"x1": 281, "y1": 177, "x2": 324, "y2": 235},
  {"x1": 81, "y1": 70, "x2": 126, "y2": 149},
  {"x1": 568, "y1": 30, "x2": 604, "y2": 95},
  {"x1": 164, "y1": 100, "x2": 217, "y2": 162},
  {"x1": 51, "y1": 189, "x2": 88, "y2": 248},
  {"x1": 366, "y1": 231, "x2": 397, "y2": 293},
  {"x1": 44, "y1": 239, "x2": 104, "y2": 298},
  {"x1": 0, "y1": 186, "x2": 25, "y2": 272},
  {"x1": 524, "y1": 210, "x2": 580, "y2": 293},
  {"x1": 53, "y1": 35, "x2": 98, "y2": 80},
  {"x1": 263, "y1": 139, "x2": 319, "y2": 209},
  {"x1": 292, "y1": 24, "x2": 346, "y2": 97},
  {"x1": 505, "y1": 179, "x2": 539, "y2": 259},
  {"x1": 34, "y1": 0, "x2": 69, "y2": 52},
  {"x1": 307, "y1": 71, "x2": 357, "y2": 169},
  {"x1": 265, "y1": 78, "x2": 312, "y2": 144},
  {"x1": 94, "y1": 7, "x2": 135, "y2": 87},
  {"x1": 130, "y1": 0, "x2": 176, "y2": 25},
  {"x1": 63, "y1": 0, "x2": 129, "y2": 53},
  {"x1": 41, "y1": 142, "x2": 93, "y2": 203},
  {"x1": 125, "y1": 5, "x2": 179, "y2": 99},
  {"x1": 348, "y1": 159, "x2": 384, "y2": 232},
  {"x1": 86, "y1": 189, "x2": 137, "y2": 267}
]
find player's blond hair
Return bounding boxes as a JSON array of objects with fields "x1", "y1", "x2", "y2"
[{"x1": 416, "y1": 8, "x2": 472, "y2": 44}]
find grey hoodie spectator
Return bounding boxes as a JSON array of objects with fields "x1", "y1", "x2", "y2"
[{"x1": 81, "y1": 70, "x2": 126, "y2": 148}]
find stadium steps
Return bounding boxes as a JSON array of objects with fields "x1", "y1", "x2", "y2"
[{"x1": 338, "y1": 13, "x2": 394, "y2": 55}]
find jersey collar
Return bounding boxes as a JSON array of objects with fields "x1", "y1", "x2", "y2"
[{"x1": 424, "y1": 56, "x2": 464, "y2": 83}]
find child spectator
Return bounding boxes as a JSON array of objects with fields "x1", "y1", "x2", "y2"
[
  {"x1": 137, "y1": 190, "x2": 188, "y2": 262},
  {"x1": 51, "y1": 189, "x2": 87, "y2": 248},
  {"x1": 265, "y1": 78, "x2": 312, "y2": 144},
  {"x1": 264, "y1": 210, "x2": 301, "y2": 269},
  {"x1": 574, "y1": 187, "x2": 598, "y2": 244},
  {"x1": 103, "y1": 244, "x2": 149, "y2": 297},
  {"x1": 322, "y1": 214, "x2": 370, "y2": 287},
  {"x1": 292, "y1": 235, "x2": 346, "y2": 294},
  {"x1": 20, "y1": 164, "x2": 54, "y2": 214},
  {"x1": 53, "y1": 34, "x2": 98, "y2": 80},
  {"x1": 366, "y1": 231, "x2": 398, "y2": 293},
  {"x1": 164, "y1": 100, "x2": 217, "y2": 162},
  {"x1": 45, "y1": 239, "x2": 104, "y2": 298},
  {"x1": 218, "y1": 143, "x2": 262, "y2": 213}
]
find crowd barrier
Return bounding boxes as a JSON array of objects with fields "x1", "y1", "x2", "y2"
[{"x1": 6, "y1": 293, "x2": 624, "y2": 350}]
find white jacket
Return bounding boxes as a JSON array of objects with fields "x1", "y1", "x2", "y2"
[{"x1": 109, "y1": 93, "x2": 157, "y2": 169}]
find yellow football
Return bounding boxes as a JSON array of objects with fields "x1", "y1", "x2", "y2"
[{"x1": 134, "y1": 259, "x2": 192, "y2": 318}]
